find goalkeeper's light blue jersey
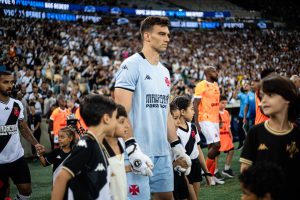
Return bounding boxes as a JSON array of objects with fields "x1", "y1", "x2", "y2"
[{"x1": 115, "y1": 52, "x2": 171, "y2": 156}]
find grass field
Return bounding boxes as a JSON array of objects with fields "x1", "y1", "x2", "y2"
[{"x1": 10, "y1": 143, "x2": 242, "y2": 200}]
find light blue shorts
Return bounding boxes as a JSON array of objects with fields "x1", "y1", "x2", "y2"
[{"x1": 126, "y1": 155, "x2": 174, "y2": 200}]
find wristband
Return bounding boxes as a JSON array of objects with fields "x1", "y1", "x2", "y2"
[
  {"x1": 125, "y1": 137, "x2": 136, "y2": 148},
  {"x1": 125, "y1": 138, "x2": 137, "y2": 157},
  {"x1": 203, "y1": 172, "x2": 212, "y2": 177},
  {"x1": 170, "y1": 139, "x2": 180, "y2": 147}
]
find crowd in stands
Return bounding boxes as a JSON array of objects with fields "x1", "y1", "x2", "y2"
[{"x1": 0, "y1": 17, "x2": 299, "y2": 119}]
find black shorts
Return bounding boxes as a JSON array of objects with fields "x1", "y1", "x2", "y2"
[
  {"x1": 173, "y1": 170, "x2": 189, "y2": 200},
  {"x1": 0, "y1": 157, "x2": 31, "y2": 185},
  {"x1": 187, "y1": 159, "x2": 202, "y2": 184}
]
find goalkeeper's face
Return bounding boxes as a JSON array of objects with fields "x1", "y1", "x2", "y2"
[
  {"x1": 145, "y1": 25, "x2": 170, "y2": 53},
  {"x1": 114, "y1": 116, "x2": 130, "y2": 138}
]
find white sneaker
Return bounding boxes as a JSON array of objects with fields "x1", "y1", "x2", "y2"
[{"x1": 213, "y1": 176, "x2": 225, "y2": 185}]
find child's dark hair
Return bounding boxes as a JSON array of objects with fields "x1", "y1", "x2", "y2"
[
  {"x1": 80, "y1": 94, "x2": 117, "y2": 127},
  {"x1": 261, "y1": 75, "x2": 300, "y2": 121},
  {"x1": 59, "y1": 126, "x2": 76, "y2": 148},
  {"x1": 220, "y1": 95, "x2": 227, "y2": 101},
  {"x1": 116, "y1": 104, "x2": 127, "y2": 119},
  {"x1": 170, "y1": 101, "x2": 179, "y2": 115},
  {"x1": 239, "y1": 161, "x2": 286, "y2": 200},
  {"x1": 261, "y1": 68, "x2": 275, "y2": 79},
  {"x1": 172, "y1": 95, "x2": 192, "y2": 111}
]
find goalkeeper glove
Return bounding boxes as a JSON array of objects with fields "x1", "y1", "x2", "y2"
[
  {"x1": 125, "y1": 138, "x2": 154, "y2": 176},
  {"x1": 171, "y1": 140, "x2": 192, "y2": 173}
]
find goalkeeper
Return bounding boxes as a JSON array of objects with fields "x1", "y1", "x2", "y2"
[{"x1": 114, "y1": 16, "x2": 191, "y2": 200}]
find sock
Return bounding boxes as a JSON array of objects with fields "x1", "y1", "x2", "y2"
[
  {"x1": 225, "y1": 164, "x2": 230, "y2": 171},
  {"x1": 15, "y1": 192, "x2": 30, "y2": 200},
  {"x1": 210, "y1": 161, "x2": 216, "y2": 176},
  {"x1": 206, "y1": 158, "x2": 215, "y2": 175}
]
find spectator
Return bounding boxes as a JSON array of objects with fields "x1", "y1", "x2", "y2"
[
  {"x1": 28, "y1": 84, "x2": 43, "y2": 116},
  {"x1": 49, "y1": 95, "x2": 71, "y2": 149},
  {"x1": 43, "y1": 90, "x2": 56, "y2": 117},
  {"x1": 236, "y1": 83, "x2": 250, "y2": 150},
  {"x1": 27, "y1": 102, "x2": 42, "y2": 158}
]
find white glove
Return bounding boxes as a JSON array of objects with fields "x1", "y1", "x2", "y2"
[
  {"x1": 125, "y1": 138, "x2": 154, "y2": 176},
  {"x1": 174, "y1": 165, "x2": 191, "y2": 176},
  {"x1": 171, "y1": 140, "x2": 192, "y2": 173},
  {"x1": 185, "y1": 166, "x2": 191, "y2": 175}
]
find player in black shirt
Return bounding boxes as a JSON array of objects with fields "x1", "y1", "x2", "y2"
[
  {"x1": 240, "y1": 75, "x2": 300, "y2": 199},
  {"x1": 51, "y1": 94, "x2": 118, "y2": 200}
]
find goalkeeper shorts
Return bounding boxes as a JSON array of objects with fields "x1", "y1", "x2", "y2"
[{"x1": 126, "y1": 155, "x2": 173, "y2": 200}]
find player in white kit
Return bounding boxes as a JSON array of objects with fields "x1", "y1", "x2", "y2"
[{"x1": 0, "y1": 71, "x2": 44, "y2": 200}]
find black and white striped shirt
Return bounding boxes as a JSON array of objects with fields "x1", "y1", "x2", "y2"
[
  {"x1": 0, "y1": 98, "x2": 24, "y2": 164},
  {"x1": 177, "y1": 122, "x2": 201, "y2": 160}
]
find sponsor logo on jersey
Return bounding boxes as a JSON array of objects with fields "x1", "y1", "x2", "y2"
[
  {"x1": 258, "y1": 143, "x2": 268, "y2": 151},
  {"x1": 145, "y1": 94, "x2": 169, "y2": 109},
  {"x1": 0, "y1": 125, "x2": 18, "y2": 136},
  {"x1": 129, "y1": 185, "x2": 140, "y2": 196},
  {"x1": 56, "y1": 155, "x2": 62, "y2": 159},
  {"x1": 144, "y1": 75, "x2": 152, "y2": 80},
  {"x1": 77, "y1": 140, "x2": 87, "y2": 148},
  {"x1": 95, "y1": 163, "x2": 105, "y2": 172},
  {"x1": 121, "y1": 65, "x2": 128, "y2": 70}
]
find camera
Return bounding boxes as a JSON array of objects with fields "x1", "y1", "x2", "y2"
[
  {"x1": 66, "y1": 114, "x2": 86, "y2": 136},
  {"x1": 67, "y1": 114, "x2": 78, "y2": 128}
]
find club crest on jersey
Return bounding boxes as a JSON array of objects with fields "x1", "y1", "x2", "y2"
[
  {"x1": 191, "y1": 130, "x2": 196, "y2": 138},
  {"x1": 165, "y1": 77, "x2": 171, "y2": 87},
  {"x1": 129, "y1": 185, "x2": 140, "y2": 196},
  {"x1": 13, "y1": 107, "x2": 20, "y2": 117},
  {"x1": 286, "y1": 141, "x2": 299, "y2": 159}
]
